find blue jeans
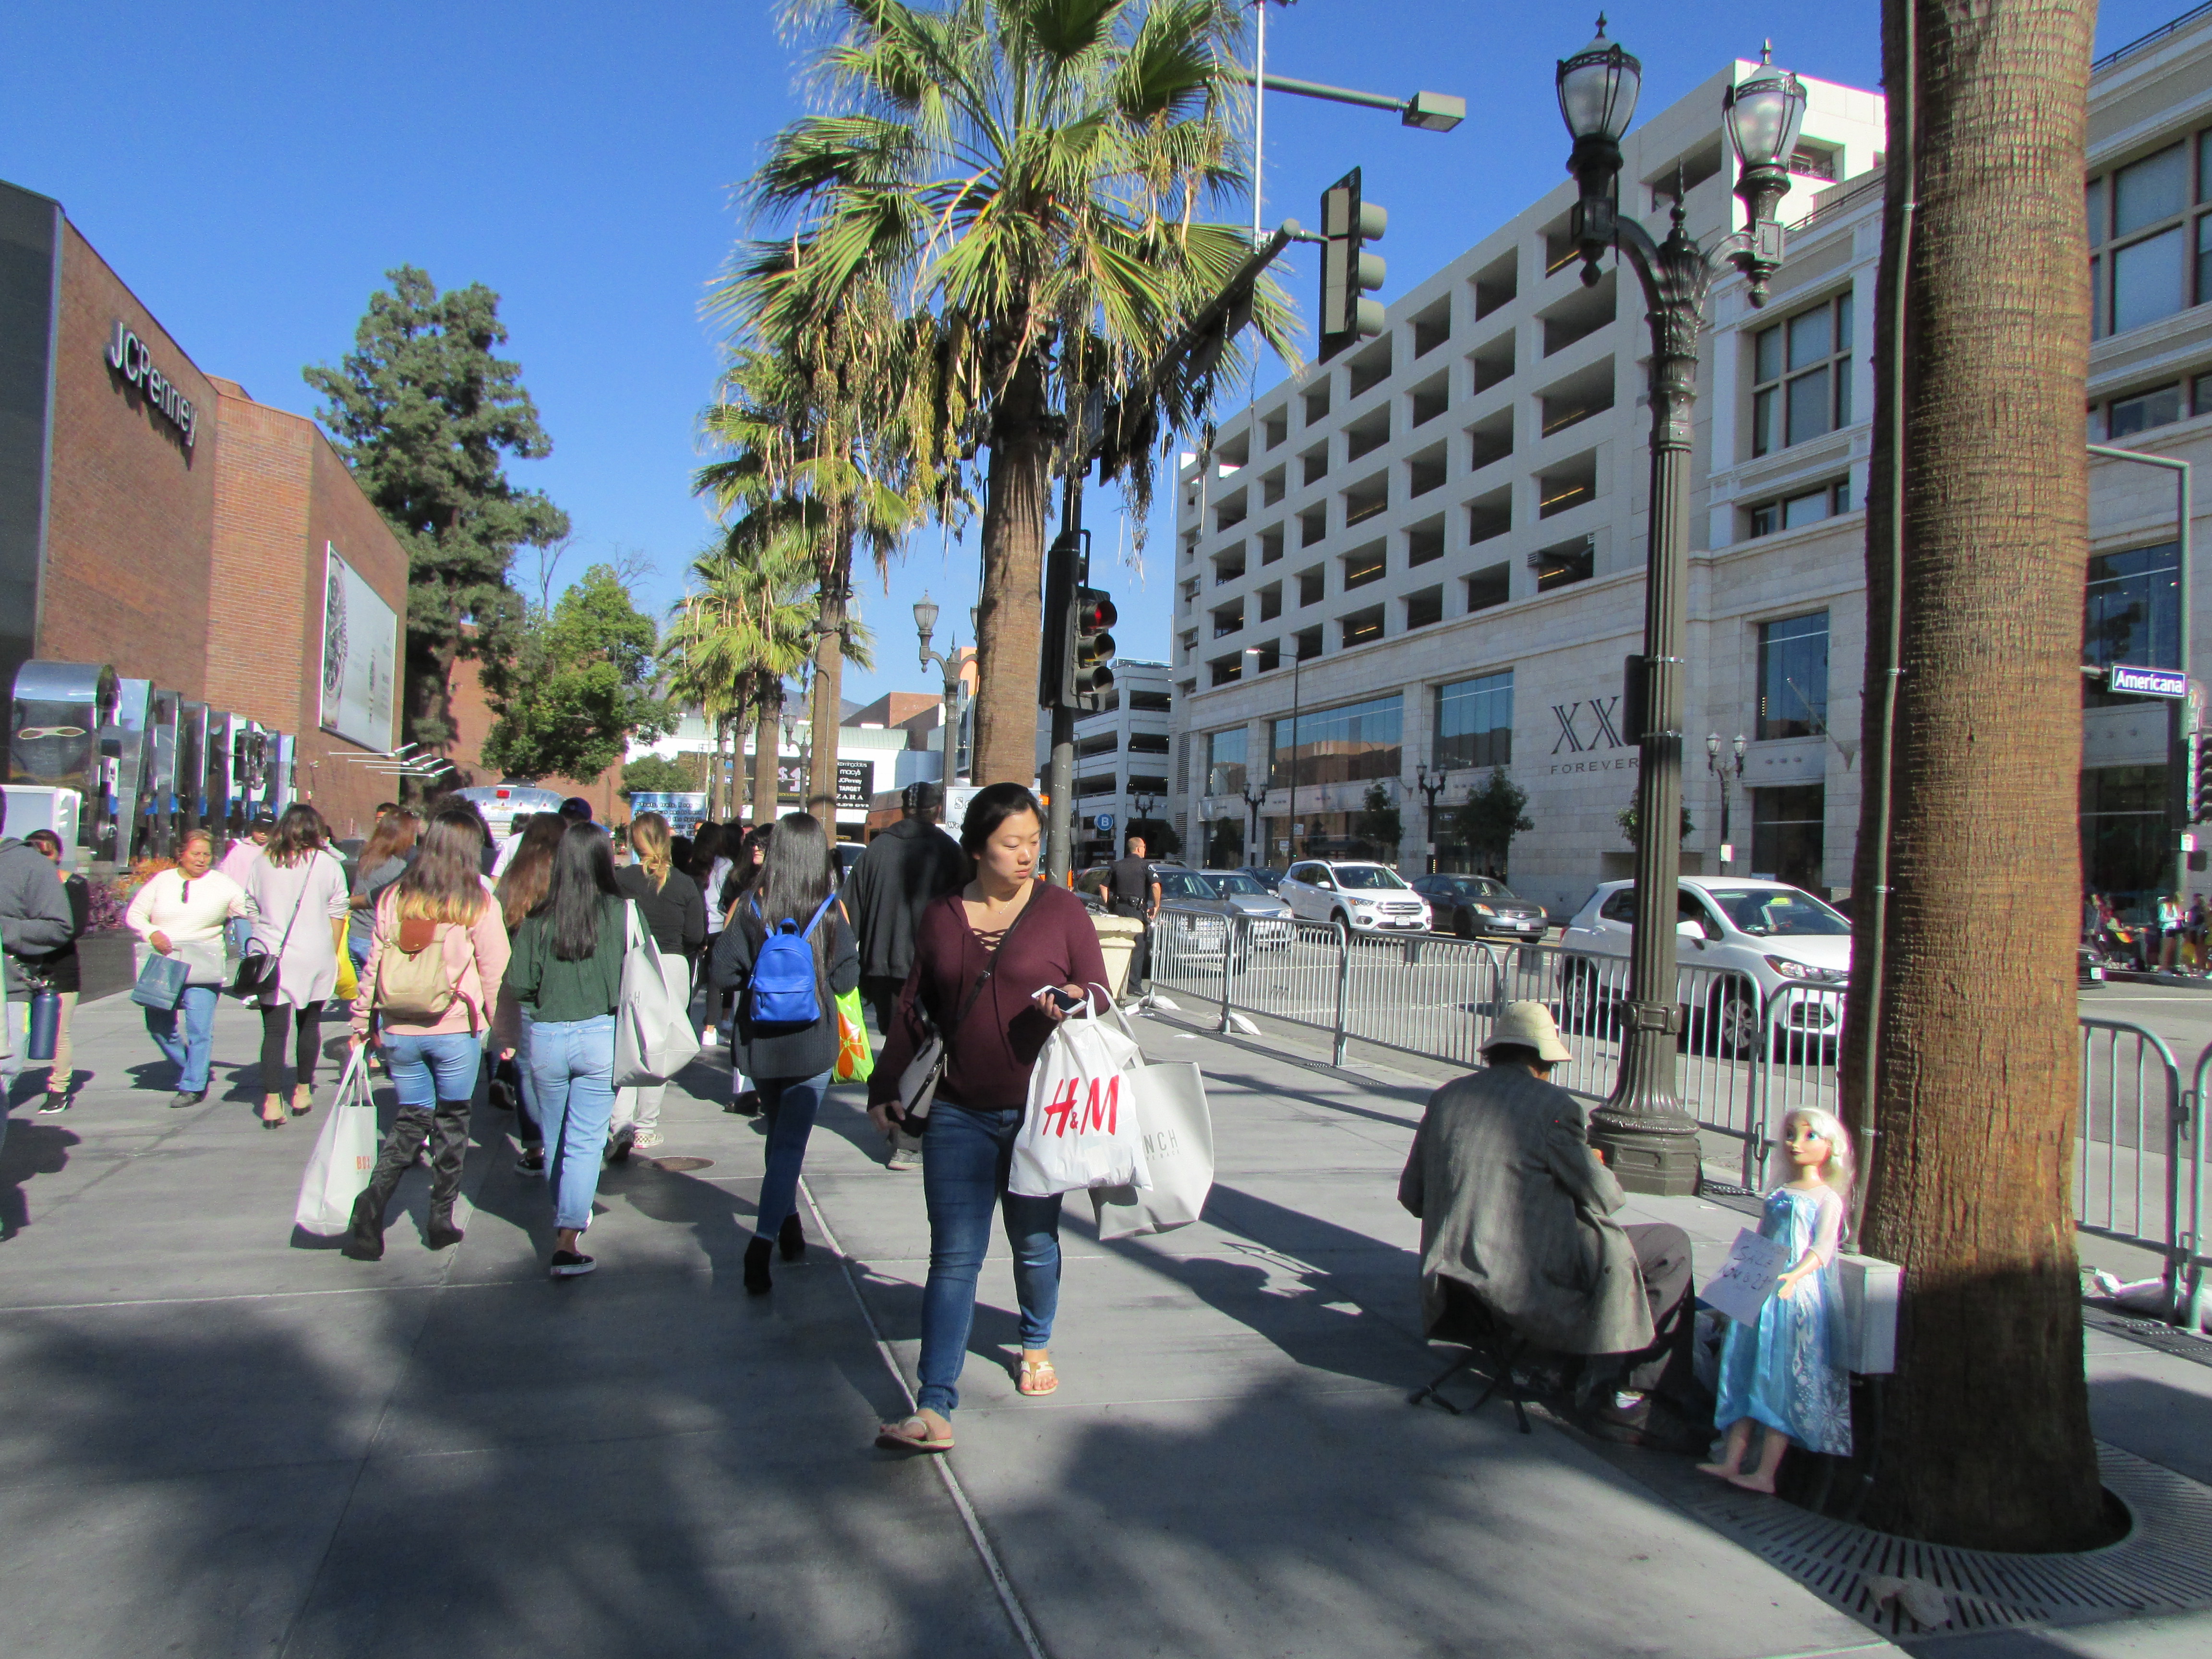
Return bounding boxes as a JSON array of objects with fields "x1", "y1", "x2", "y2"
[
  {"x1": 916, "y1": 1100, "x2": 1064, "y2": 1416},
  {"x1": 525, "y1": 1014, "x2": 615, "y2": 1233},
  {"x1": 754, "y1": 1070, "x2": 832, "y2": 1242},
  {"x1": 144, "y1": 984, "x2": 219, "y2": 1094},
  {"x1": 383, "y1": 1031, "x2": 483, "y2": 1109}
]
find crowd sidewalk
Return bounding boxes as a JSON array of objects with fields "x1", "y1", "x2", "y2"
[{"x1": 0, "y1": 988, "x2": 2201, "y2": 1656}]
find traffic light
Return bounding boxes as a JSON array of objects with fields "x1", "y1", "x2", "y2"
[
  {"x1": 1319, "y1": 166, "x2": 1387, "y2": 361},
  {"x1": 1065, "y1": 585, "x2": 1118, "y2": 709},
  {"x1": 2194, "y1": 730, "x2": 2212, "y2": 821}
]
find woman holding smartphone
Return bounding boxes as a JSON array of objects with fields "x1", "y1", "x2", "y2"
[{"x1": 868, "y1": 782, "x2": 1108, "y2": 1453}]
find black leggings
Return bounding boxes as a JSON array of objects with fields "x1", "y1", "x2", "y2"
[{"x1": 260, "y1": 1003, "x2": 323, "y2": 1090}]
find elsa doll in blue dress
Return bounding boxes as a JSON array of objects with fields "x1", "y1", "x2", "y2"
[{"x1": 1697, "y1": 1106, "x2": 1854, "y2": 1493}]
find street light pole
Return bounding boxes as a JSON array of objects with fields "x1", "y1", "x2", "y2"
[
  {"x1": 1557, "y1": 24, "x2": 1804, "y2": 1193},
  {"x1": 914, "y1": 592, "x2": 968, "y2": 788},
  {"x1": 1704, "y1": 733, "x2": 1746, "y2": 869},
  {"x1": 1415, "y1": 763, "x2": 1446, "y2": 874},
  {"x1": 1242, "y1": 781, "x2": 1266, "y2": 865}
]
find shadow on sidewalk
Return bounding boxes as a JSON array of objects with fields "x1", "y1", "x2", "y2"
[{"x1": 0, "y1": 1118, "x2": 78, "y2": 1240}]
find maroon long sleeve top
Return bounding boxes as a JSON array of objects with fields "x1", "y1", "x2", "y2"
[{"x1": 869, "y1": 884, "x2": 1111, "y2": 1112}]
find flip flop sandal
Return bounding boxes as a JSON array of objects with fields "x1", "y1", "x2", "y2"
[
  {"x1": 1016, "y1": 1354, "x2": 1059, "y2": 1397},
  {"x1": 875, "y1": 1414, "x2": 953, "y2": 1453}
]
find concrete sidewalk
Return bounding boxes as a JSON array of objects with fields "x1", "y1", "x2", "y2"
[{"x1": 0, "y1": 990, "x2": 2204, "y2": 1657}]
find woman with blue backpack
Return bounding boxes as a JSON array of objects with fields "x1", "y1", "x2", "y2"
[{"x1": 709, "y1": 812, "x2": 859, "y2": 1294}]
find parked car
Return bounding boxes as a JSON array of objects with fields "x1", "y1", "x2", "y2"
[
  {"x1": 1277, "y1": 859, "x2": 1431, "y2": 935},
  {"x1": 1236, "y1": 866, "x2": 1286, "y2": 894},
  {"x1": 1197, "y1": 869, "x2": 1298, "y2": 952},
  {"x1": 1559, "y1": 877, "x2": 1850, "y2": 1056},
  {"x1": 1408, "y1": 873, "x2": 1550, "y2": 941}
]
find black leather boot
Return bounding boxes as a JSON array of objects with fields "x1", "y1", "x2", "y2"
[
  {"x1": 743, "y1": 1237, "x2": 773, "y2": 1294},
  {"x1": 342, "y1": 1189, "x2": 386, "y2": 1261},
  {"x1": 344, "y1": 1108, "x2": 428, "y2": 1261},
  {"x1": 778, "y1": 1212, "x2": 805, "y2": 1262},
  {"x1": 424, "y1": 1099, "x2": 470, "y2": 1250}
]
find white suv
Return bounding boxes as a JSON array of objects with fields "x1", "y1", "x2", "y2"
[
  {"x1": 1560, "y1": 877, "x2": 1850, "y2": 1054},
  {"x1": 1277, "y1": 860, "x2": 1431, "y2": 933}
]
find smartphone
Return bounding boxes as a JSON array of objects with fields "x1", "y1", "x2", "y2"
[{"x1": 1043, "y1": 988, "x2": 1084, "y2": 1011}]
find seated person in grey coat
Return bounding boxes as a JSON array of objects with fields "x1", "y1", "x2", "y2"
[{"x1": 1398, "y1": 1001, "x2": 1696, "y2": 1424}]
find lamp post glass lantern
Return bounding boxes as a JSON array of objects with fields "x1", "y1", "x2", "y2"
[
  {"x1": 914, "y1": 589, "x2": 966, "y2": 787},
  {"x1": 1557, "y1": 23, "x2": 1804, "y2": 1193},
  {"x1": 1705, "y1": 732, "x2": 1746, "y2": 868}
]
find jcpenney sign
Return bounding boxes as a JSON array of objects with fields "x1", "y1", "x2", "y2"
[{"x1": 104, "y1": 321, "x2": 198, "y2": 449}]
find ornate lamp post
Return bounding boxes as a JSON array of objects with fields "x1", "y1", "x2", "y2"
[
  {"x1": 1242, "y1": 781, "x2": 1266, "y2": 866},
  {"x1": 1705, "y1": 732, "x2": 1747, "y2": 868},
  {"x1": 1559, "y1": 22, "x2": 1804, "y2": 1192},
  {"x1": 914, "y1": 592, "x2": 968, "y2": 787},
  {"x1": 1414, "y1": 763, "x2": 1448, "y2": 873}
]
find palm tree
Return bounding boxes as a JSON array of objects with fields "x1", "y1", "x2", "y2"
[
  {"x1": 1843, "y1": 0, "x2": 2104, "y2": 1549},
  {"x1": 694, "y1": 328, "x2": 933, "y2": 824},
  {"x1": 745, "y1": 0, "x2": 1293, "y2": 786},
  {"x1": 659, "y1": 523, "x2": 821, "y2": 827}
]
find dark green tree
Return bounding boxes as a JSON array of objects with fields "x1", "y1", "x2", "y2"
[
  {"x1": 622, "y1": 754, "x2": 700, "y2": 798},
  {"x1": 1454, "y1": 768, "x2": 1535, "y2": 876},
  {"x1": 1356, "y1": 782, "x2": 1403, "y2": 860},
  {"x1": 1128, "y1": 818, "x2": 1182, "y2": 859},
  {"x1": 480, "y1": 565, "x2": 670, "y2": 783},
  {"x1": 304, "y1": 266, "x2": 569, "y2": 755},
  {"x1": 1616, "y1": 793, "x2": 1694, "y2": 850}
]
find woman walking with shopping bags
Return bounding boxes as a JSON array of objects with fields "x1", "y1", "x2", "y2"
[
  {"x1": 125, "y1": 828, "x2": 247, "y2": 1107},
  {"x1": 344, "y1": 812, "x2": 509, "y2": 1258},
  {"x1": 505, "y1": 820, "x2": 627, "y2": 1278},
  {"x1": 709, "y1": 812, "x2": 858, "y2": 1294},
  {"x1": 21, "y1": 830, "x2": 87, "y2": 1113},
  {"x1": 868, "y1": 783, "x2": 1107, "y2": 1451},
  {"x1": 239, "y1": 805, "x2": 350, "y2": 1127},
  {"x1": 611, "y1": 811, "x2": 706, "y2": 1156}
]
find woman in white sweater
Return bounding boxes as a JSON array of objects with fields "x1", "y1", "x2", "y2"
[{"x1": 124, "y1": 829, "x2": 247, "y2": 1107}]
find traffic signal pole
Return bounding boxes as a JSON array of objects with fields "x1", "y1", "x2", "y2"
[{"x1": 1045, "y1": 473, "x2": 1083, "y2": 886}]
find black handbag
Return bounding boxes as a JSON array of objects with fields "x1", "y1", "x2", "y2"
[
  {"x1": 893, "y1": 890, "x2": 1040, "y2": 1124},
  {"x1": 231, "y1": 880, "x2": 310, "y2": 1000}
]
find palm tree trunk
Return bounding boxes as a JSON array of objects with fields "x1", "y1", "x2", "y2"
[
  {"x1": 807, "y1": 537, "x2": 852, "y2": 827},
  {"x1": 973, "y1": 353, "x2": 1051, "y2": 788},
  {"x1": 752, "y1": 680, "x2": 782, "y2": 830},
  {"x1": 1844, "y1": 0, "x2": 2104, "y2": 1551}
]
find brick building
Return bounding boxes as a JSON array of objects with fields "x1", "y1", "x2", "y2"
[{"x1": 0, "y1": 177, "x2": 411, "y2": 842}]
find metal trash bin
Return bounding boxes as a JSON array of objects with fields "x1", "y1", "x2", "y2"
[{"x1": 1090, "y1": 912, "x2": 1146, "y2": 1001}]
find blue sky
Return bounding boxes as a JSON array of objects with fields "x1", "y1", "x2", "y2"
[{"x1": 3, "y1": 1, "x2": 2181, "y2": 708}]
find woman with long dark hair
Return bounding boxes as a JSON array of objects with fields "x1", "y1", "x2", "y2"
[
  {"x1": 721, "y1": 820, "x2": 774, "y2": 1112},
  {"x1": 240, "y1": 804, "x2": 350, "y2": 1127},
  {"x1": 504, "y1": 820, "x2": 627, "y2": 1278},
  {"x1": 344, "y1": 813, "x2": 510, "y2": 1259},
  {"x1": 868, "y1": 783, "x2": 1107, "y2": 1451},
  {"x1": 691, "y1": 820, "x2": 730, "y2": 1045},
  {"x1": 491, "y1": 811, "x2": 566, "y2": 1174},
  {"x1": 709, "y1": 812, "x2": 859, "y2": 1293},
  {"x1": 347, "y1": 808, "x2": 420, "y2": 975},
  {"x1": 611, "y1": 811, "x2": 706, "y2": 1154}
]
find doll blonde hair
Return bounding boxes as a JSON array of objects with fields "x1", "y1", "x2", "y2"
[{"x1": 1781, "y1": 1106, "x2": 1854, "y2": 1202}]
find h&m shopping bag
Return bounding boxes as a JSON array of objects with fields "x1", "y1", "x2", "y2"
[
  {"x1": 832, "y1": 986, "x2": 875, "y2": 1084},
  {"x1": 294, "y1": 1049, "x2": 379, "y2": 1236},
  {"x1": 613, "y1": 902, "x2": 701, "y2": 1088},
  {"x1": 1010, "y1": 990, "x2": 1151, "y2": 1197},
  {"x1": 1089, "y1": 1059, "x2": 1214, "y2": 1240}
]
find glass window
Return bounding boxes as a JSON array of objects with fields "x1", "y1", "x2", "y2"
[
  {"x1": 1707, "y1": 883, "x2": 1848, "y2": 936},
  {"x1": 1752, "y1": 292, "x2": 1852, "y2": 455},
  {"x1": 1757, "y1": 612, "x2": 1829, "y2": 740},
  {"x1": 1749, "y1": 786, "x2": 1827, "y2": 890},
  {"x1": 1744, "y1": 480, "x2": 1851, "y2": 539},
  {"x1": 1748, "y1": 502, "x2": 1779, "y2": 538},
  {"x1": 2081, "y1": 763, "x2": 2174, "y2": 911},
  {"x1": 2115, "y1": 144, "x2": 2188, "y2": 237},
  {"x1": 2108, "y1": 384, "x2": 2183, "y2": 439},
  {"x1": 1434, "y1": 671, "x2": 1513, "y2": 771},
  {"x1": 1782, "y1": 489, "x2": 1831, "y2": 530},
  {"x1": 1335, "y1": 865, "x2": 1410, "y2": 890},
  {"x1": 2087, "y1": 177, "x2": 2107, "y2": 244},
  {"x1": 1205, "y1": 727, "x2": 1248, "y2": 797},
  {"x1": 1269, "y1": 693, "x2": 1402, "y2": 789},
  {"x1": 2084, "y1": 541, "x2": 2181, "y2": 707},
  {"x1": 2112, "y1": 225, "x2": 2187, "y2": 333}
]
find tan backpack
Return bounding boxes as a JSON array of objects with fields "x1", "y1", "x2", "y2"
[{"x1": 370, "y1": 908, "x2": 467, "y2": 1028}]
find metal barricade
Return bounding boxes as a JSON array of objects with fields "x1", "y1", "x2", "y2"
[
  {"x1": 2078, "y1": 1020, "x2": 2187, "y2": 1316},
  {"x1": 1741, "y1": 986, "x2": 1848, "y2": 1190}
]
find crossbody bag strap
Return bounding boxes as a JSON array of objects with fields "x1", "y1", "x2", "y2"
[{"x1": 943, "y1": 886, "x2": 1044, "y2": 1041}]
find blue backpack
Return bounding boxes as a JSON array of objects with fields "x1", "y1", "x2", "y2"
[{"x1": 750, "y1": 896, "x2": 836, "y2": 1025}]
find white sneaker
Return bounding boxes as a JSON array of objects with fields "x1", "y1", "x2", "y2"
[
  {"x1": 886, "y1": 1145, "x2": 922, "y2": 1171},
  {"x1": 700, "y1": 1025, "x2": 718, "y2": 1045},
  {"x1": 631, "y1": 1129, "x2": 664, "y2": 1151}
]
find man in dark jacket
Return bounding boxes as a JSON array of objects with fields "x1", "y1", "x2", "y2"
[
  {"x1": 845, "y1": 782, "x2": 966, "y2": 1169},
  {"x1": 0, "y1": 833, "x2": 78, "y2": 1141}
]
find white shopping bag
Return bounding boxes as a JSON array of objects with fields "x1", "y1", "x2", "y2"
[
  {"x1": 295, "y1": 1049, "x2": 379, "y2": 1236},
  {"x1": 1010, "y1": 991, "x2": 1152, "y2": 1197},
  {"x1": 1090, "y1": 1059, "x2": 1213, "y2": 1239},
  {"x1": 613, "y1": 901, "x2": 701, "y2": 1087}
]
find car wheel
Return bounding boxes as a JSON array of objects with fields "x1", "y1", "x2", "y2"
[
  {"x1": 1710, "y1": 987, "x2": 1761, "y2": 1059},
  {"x1": 1454, "y1": 908, "x2": 1475, "y2": 939},
  {"x1": 1332, "y1": 909, "x2": 1353, "y2": 947},
  {"x1": 1560, "y1": 959, "x2": 1605, "y2": 1035}
]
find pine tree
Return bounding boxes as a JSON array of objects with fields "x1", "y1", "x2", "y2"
[{"x1": 304, "y1": 266, "x2": 568, "y2": 757}]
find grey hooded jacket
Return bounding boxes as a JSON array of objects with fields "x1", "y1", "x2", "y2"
[{"x1": 0, "y1": 837, "x2": 77, "y2": 996}]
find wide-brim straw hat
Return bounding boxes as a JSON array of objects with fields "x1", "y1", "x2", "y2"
[{"x1": 1481, "y1": 1000, "x2": 1573, "y2": 1064}]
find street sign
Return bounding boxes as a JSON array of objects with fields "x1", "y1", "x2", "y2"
[
  {"x1": 1095, "y1": 813, "x2": 1114, "y2": 831},
  {"x1": 2110, "y1": 663, "x2": 2189, "y2": 698}
]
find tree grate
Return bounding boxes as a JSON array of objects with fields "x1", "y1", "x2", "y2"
[
  {"x1": 1679, "y1": 1444, "x2": 2212, "y2": 1638},
  {"x1": 2082, "y1": 1303, "x2": 2212, "y2": 1368}
]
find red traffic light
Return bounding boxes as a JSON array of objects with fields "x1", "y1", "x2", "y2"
[{"x1": 1074, "y1": 592, "x2": 1117, "y2": 635}]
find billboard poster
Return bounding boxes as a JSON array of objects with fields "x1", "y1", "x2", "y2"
[
  {"x1": 837, "y1": 758, "x2": 874, "y2": 808},
  {"x1": 319, "y1": 543, "x2": 399, "y2": 751}
]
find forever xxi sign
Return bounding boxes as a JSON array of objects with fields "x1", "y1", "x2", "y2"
[{"x1": 104, "y1": 320, "x2": 198, "y2": 449}]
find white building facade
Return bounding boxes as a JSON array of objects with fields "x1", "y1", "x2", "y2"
[
  {"x1": 1041, "y1": 660, "x2": 1177, "y2": 867},
  {"x1": 1171, "y1": 13, "x2": 2212, "y2": 922}
]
